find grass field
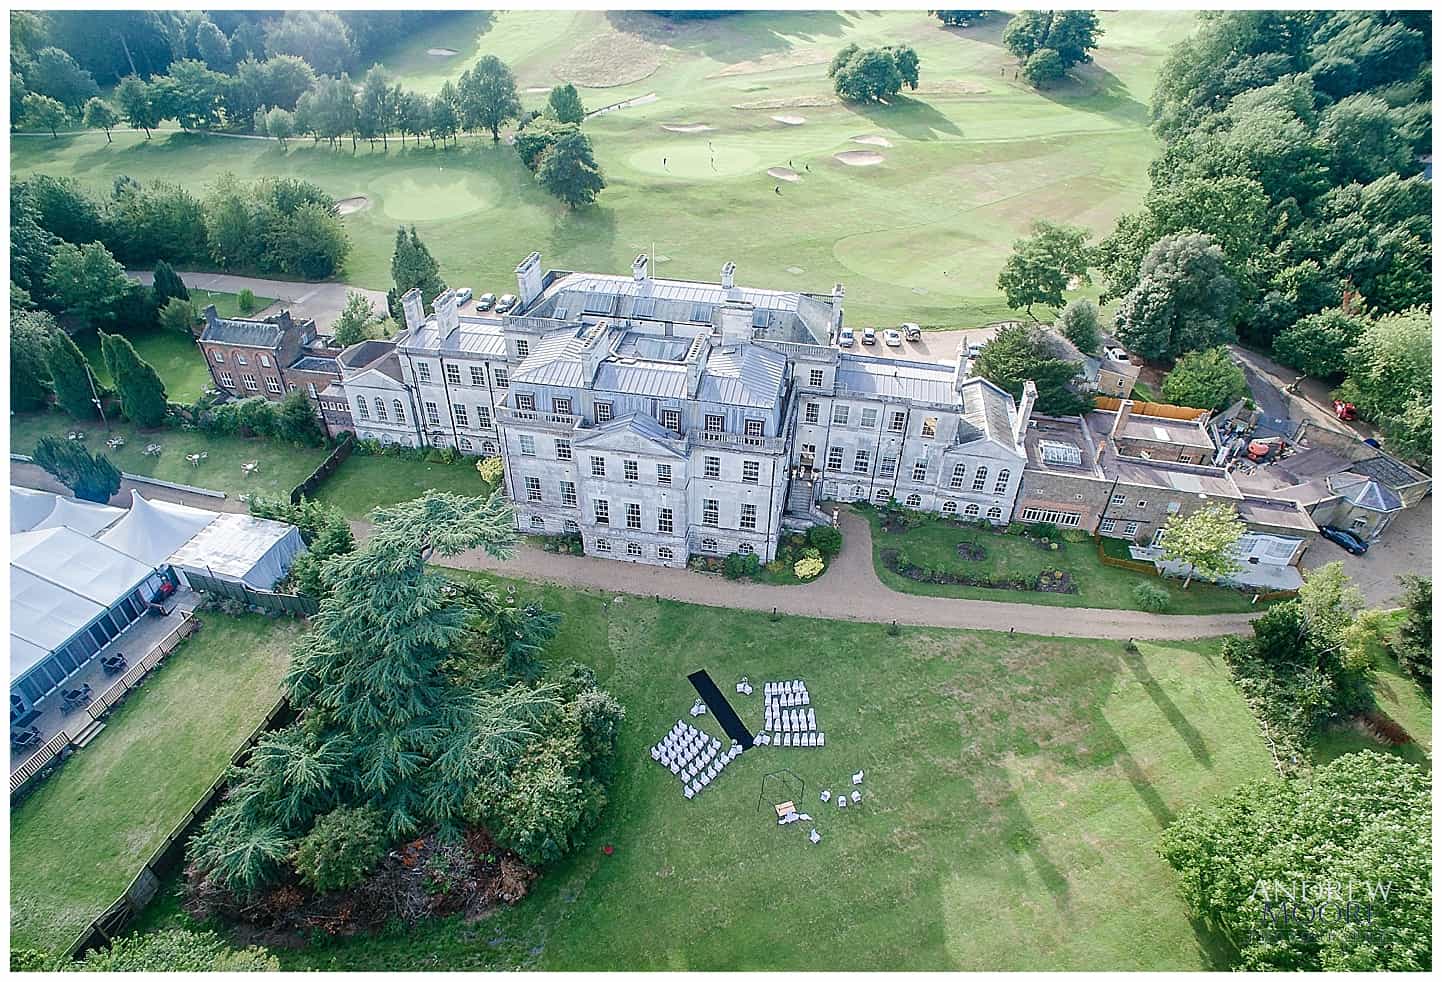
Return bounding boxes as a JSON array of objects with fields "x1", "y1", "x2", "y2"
[
  {"x1": 11, "y1": 10, "x2": 1196, "y2": 328},
  {"x1": 864, "y1": 509, "x2": 1264, "y2": 615},
  {"x1": 73, "y1": 328, "x2": 214, "y2": 405},
  {"x1": 314, "y1": 453, "x2": 498, "y2": 519},
  {"x1": 10, "y1": 410, "x2": 328, "y2": 502},
  {"x1": 131, "y1": 577, "x2": 1273, "y2": 970},
  {"x1": 8, "y1": 613, "x2": 297, "y2": 954}
]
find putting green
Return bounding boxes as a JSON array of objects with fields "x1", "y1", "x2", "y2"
[
  {"x1": 624, "y1": 142, "x2": 761, "y2": 180},
  {"x1": 370, "y1": 170, "x2": 492, "y2": 221}
]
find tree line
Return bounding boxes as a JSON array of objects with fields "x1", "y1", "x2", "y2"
[{"x1": 988, "y1": 10, "x2": 1431, "y2": 465}]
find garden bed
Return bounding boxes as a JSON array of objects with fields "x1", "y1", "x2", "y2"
[{"x1": 882, "y1": 548, "x2": 1078, "y2": 595}]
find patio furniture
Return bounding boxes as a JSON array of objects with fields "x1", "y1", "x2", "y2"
[
  {"x1": 67, "y1": 430, "x2": 86, "y2": 441},
  {"x1": 144, "y1": 443, "x2": 163, "y2": 456},
  {"x1": 101, "y1": 653, "x2": 128, "y2": 675},
  {"x1": 186, "y1": 452, "x2": 208, "y2": 468},
  {"x1": 60, "y1": 685, "x2": 94, "y2": 713},
  {"x1": 106, "y1": 436, "x2": 125, "y2": 450},
  {"x1": 241, "y1": 460, "x2": 260, "y2": 476},
  {"x1": 11, "y1": 726, "x2": 42, "y2": 750}
]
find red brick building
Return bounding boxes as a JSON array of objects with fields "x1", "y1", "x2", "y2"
[{"x1": 197, "y1": 305, "x2": 346, "y2": 432}]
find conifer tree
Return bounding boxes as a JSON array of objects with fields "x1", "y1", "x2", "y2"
[
  {"x1": 44, "y1": 328, "x2": 99, "y2": 420},
  {"x1": 33, "y1": 437, "x2": 121, "y2": 502},
  {"x1": 535, "y1": 130, "x2": 606, "y2": 209},
  {"x1": 151, "y1": 259, "x2": 190, "y2": 307},
  {"x1": 100, "y1": 330, "x2": 168, "y2": 427},
  {"x1": 386, "y1": 225, "x2": 446, "y2": 320}
]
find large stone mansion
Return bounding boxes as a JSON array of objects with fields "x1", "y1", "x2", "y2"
[{"x1": 307, "y1": 253, "x2": 1331, "y2": 587}]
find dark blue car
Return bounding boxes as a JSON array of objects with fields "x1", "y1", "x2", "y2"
[{"x1": 1319, "y1": 526, "x2": 1369, "y2": 555}]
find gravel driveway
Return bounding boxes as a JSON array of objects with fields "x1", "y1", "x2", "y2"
[{"x1": 127, "y1": 270, "x2": 389, "y2": 333}]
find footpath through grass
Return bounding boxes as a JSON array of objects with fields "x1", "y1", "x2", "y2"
[
  {"x1": 8, "y1": 612, "x2": 297, "y2": 954},
  {"x1": 141, "y1": 579, "x2": 1271, "y2": 970},
  {"x1": 863, "y1": 509, "x2": 1263, "y2": 615}
]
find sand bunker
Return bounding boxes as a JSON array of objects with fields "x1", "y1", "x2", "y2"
[
  {"x1": 834, "y1": 150, "x2": 884, "y2": 167},
  {"x1": 771, "y1": 114, "x2": 807, "y2": 126},
  {"x1": 785, "y1": 266, "x2": 806, "y2": 276},
  {"x1": 427, "y1": 47, "x2": 458, "y2": 57},
  {"x1": 852, "y1": 135, "x2": 893, "y2": 148},
  {"x1": 661, "y1": 123, "x2": 715, "y2": 133},
  {"x1": 767, "y1": 167, "x2": 801, "y2": 182},
  {"x1": 334, "y1": 195, "x2": 371, "y2": 216}
]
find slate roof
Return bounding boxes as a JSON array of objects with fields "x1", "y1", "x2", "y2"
[
  {"x1": 836, "y1": 354, "x2": 956, "y2": 405},
  {"x1": 400, "y1": 320, "x2": 508, "y2": 358},
  {"x1": 1328, "y1": 473, "x2": 1404, "y2": 512},
  {"x1": 1346, "y1": 454, "x2": 1429, "y2": 491},
  {"x1": 290, "y1": 356, "x2": 340, "y2": 375},
  {"x1": 572, "y1": 413, "x2": 687, "y2": 458},
  {"x1": 199, "y1": 318, "x2": 284, "y2": 348},
  {"x1": 696, "y1": 344, "x2": 787, "y2": 408}
]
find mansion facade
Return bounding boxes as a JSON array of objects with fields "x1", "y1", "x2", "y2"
[{"x1": 327, "y1": 253, "x2": 1319, "y2": 582}]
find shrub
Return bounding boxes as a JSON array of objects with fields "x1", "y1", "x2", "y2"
[
  {"x1": 237, "y1": 288, "x2": 257, "y2": 314},
  {"x1": 74, "y1": 929, "x2": 277, "y2": 972},
  {"x1": 292, "y1": 805, "x2": 388, "y2": 893},
  {"x1": 1061, "y1": 529, "x2": 1089, "y2": 543},
  {"x1": 477, "y1": 455, "x2": 505, "y2": 483},
  {"x1": 1133, "y1": 581, "x2": 1172, "y2": 612},
  {"x1": 764, "y1": 560, "x2": 786, "y2": 575},
  {"x1": 723, "y1": 551, "x2": 761, "y2": 579},
  {"x1": 806, "y1": 524, "x2": 843, "y2": 558},
  {"x1": 1005, "y1": 522, "x2": 1026, "y2": 536},
  {"x1": 794, "y1": 556, "x2": 824, "y2": 579}
]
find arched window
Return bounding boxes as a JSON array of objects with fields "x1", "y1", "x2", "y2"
[
  {"x1": 964, "y1": 503, "x2": 979, "y2": 517},
  {"x1": 993, "y1": 469, "x2": 1010, "y2": 494},
  {"x1": 971, "y1": 465, "x2": 988, "y2": 491},
  {"x1": 393, "y1": 399, "x2": 406, "y2": 423},
  {"x1": 530, "y1": 516, "x2": 545, "y2": 530},
  {"x1": 374, "y1": 397, "x2": 388, "y2": 422},
  {"x1": 739, "y1": 542, "x2": 754, "y2": 555},
  {"x1": 627, "y1": 542, "x2": 643, "y2": 557},
  {"x1": 564, "y1": 519, "x2": 579, "y2": 533},
  {"x1": 355, "y1": 398, "x2": 369, "y2": 420},
  {"x1": 658, "y1": 546, "x2": 674, "y2": 562},
  {"x1": 987, "y1": 506, "x2": 1003, "y2": 521},
  {"x1": 942, "y1": 501, "x2": 958, "y2": 514},
  {"x1": 701, "y1": 538, "x2": 718, "y2": 553},
  {"x1": 906, "y1": 493, "x2": 922, "y2": 508}
]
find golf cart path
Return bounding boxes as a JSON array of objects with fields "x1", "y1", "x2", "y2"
[{"x1": 429, "y1": 509, "x2": 1261, "y2": 641}]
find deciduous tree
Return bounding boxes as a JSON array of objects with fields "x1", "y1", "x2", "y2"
[
  {"x1": 45, "y1": 241, "x2": 131, "y2": 325},
  {"x1": 81, "y1": 96, "x2": 119, "y2": 141},
  {"x1": 996, "y1": 220, "x2": 1091, "y2": 319},
  {"x1": 11, "y1": 309, "x2": 56, "y2": 412},
  {"x1": 1159, "y1": 502, "x2": 1243, "y2": 588},
  {"x1": 1057, "y1": 299, "x2": 1100, "y2": 354},
  {"x1": 546, "y1": 83, "x2": 585, "y2": 124},
  {"x1": 971, "y1": 321, "x2": 1088, "y2": 416},
  {"x1": 458, "y1": 55, "x2": 521, "y2": 141},
  {"x1": 1114, "y1": 232, "x2": 1237, "y2": 362},
  {"x1": 1160, "y1": 346, "x2": 1248, "y2": 411},
  {"x1": 22, "y1": 92, "x2": 69, "y2": 138},
  {"x1": 333, "y1": 290, "x2": 378, "y2": 347},
  {"x1": 1393, "y1": 575, "x2": 1431, "y2": 690},
  {"x1": 114, "y1": 74, "x2": 161, "y2": 138},
  {"x1": 535, "y1": 130, "x2": 606, "y2": 209}
]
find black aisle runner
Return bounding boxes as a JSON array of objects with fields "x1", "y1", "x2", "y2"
[{"x1": 687, "y1": 669, "x2": 754, "y2": 748}]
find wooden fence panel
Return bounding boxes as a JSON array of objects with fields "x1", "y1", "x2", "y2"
[{"x1": 290, "y1": 432, "x2": 354, "y2": 504}]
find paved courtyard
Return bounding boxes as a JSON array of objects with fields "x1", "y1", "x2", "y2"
[{"x1": 126, "y1": 270, "x2": 389, "y2": 334}]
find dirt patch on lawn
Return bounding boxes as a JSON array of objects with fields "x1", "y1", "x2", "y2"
[
  {"x1": 852, "y1": 134, "x2": 893, "y2": 148},
  {"x1": 771, "y1": 114, "x2": 807, "y2": 126},
  {"x1": 733, "y1": 95, "x2": 838, "y2": 111},
  {"x1": 834, "y1": 150, "x2": 884, "y2": 166},
  {"x1": 334, "y1": 195, "x2": 371, "y2": 216},
  {"x1": 661, "y1": 122, "x2": 715, "y2": 133},
  {"x1": 918, "y1": 78, "x2": 990, "y2": 96},
  {"x1": 708, "y1": 48, "x2": 832, "y2": 78},
  {"x1": 767, "y1": 167, "x2": 802, "y2": 182},
  {"x1": 553, "y1": 31, "x2": 664, "y2": 87},
  {"x1": 427, "y1": 47, "x2": 458, "y2": 57},
  {"x1": 956, "y1": 540, "x2": 987, "y2": 561}
]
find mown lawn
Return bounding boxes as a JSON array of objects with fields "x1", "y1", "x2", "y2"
[
  {"x1": 10, "y1": 409, "x2": 327, "y2": 502},
  {"x1": 11, "y1": 10, "x2": 1196, "y2": 329},
  {"x1": 73, "y1": 328, "x2": 214, "y2": 405},
  {"x1": 864, "y1": 509, "x2": 1264, "y2": 614},
  {"x1": 9, "y1": 613, "x2": 297, "y2": 954},
  {"x1": 141, "y1": 579, "x2": 1270, "y2": 970},
  {"x1": 315, "y1": 453, "x2": 499, "y2": 519}
]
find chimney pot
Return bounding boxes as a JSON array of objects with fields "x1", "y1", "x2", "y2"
[{"x1": 401, "y1": 288, "x2": 425, "y2": 333}]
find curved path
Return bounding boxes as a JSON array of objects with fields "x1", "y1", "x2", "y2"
[
  {"x1": 9, "y1": 463, "x2": 1257, "y2": 639},
  {"x1": 437, "y1": 509, "x2": 1260, "y2": 641}
]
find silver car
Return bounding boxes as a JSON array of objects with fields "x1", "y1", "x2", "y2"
[
  {"x1": 495, "y1": 294, "x2": 518, "y2": 313},
  {"x1": 883, "y1": 329, "x2": 903, "y2": 347}
]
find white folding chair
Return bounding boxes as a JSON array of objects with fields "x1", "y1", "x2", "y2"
[
  {"x1": 820, "y1": 789, "x2": 831, "y2": 802},
  {"x1": 651, "y1": 746, "x2": 661, "y2": 761},
  {"x1": 669, "y1": 761, "x2": 680, "y2": 774},
  {"x1": 817, "y1": 733, "x2": 825, "y2": 747},
  {"x1": 851, "y1": 789, "x2": 861, "y2": 804},
  {"x1": 838, "y1": 795, "x2": 848, "y2": 809},
  {"x1": 809, "y1": 828, "x2": 821, "y2": 844},
  {"x1": 684, "y1": 786, "x2": 695, "y2": 799}
]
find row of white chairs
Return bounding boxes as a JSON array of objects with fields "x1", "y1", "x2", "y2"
[
  {"x1": 764, "y1": 680, "x2": 808, "y2": 699},
  {"x1": 767, "y1": 690, "x2": 810, "y2": 708},
  {"x1": 754, "y1": 730, "x2": 825, "y2": 748},
  {"x1": 680, "y1": 743, "x2": 743, "y2": 798},
  {"x1": 766, "y1": 707, "x2": 816, "y2": 732},
  {"x1": 653, "y1": 720, "x2": 720, "y2": 766}
]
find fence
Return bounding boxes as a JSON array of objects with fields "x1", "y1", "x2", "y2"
[
  {"x1": 1096, "y1": 536, "x2": 1160, "y2": 574},
  {"x1": 10, "y1": 454, "x2": 227, "y2": 500},
  {"x1": 185, "y1": 570, "x2": 319, "y2": 617},
  {"x1": 290, "y1": 431, "x2": 354, "y2": 504},
  {"x1": 66, "y1": 695, "x2": 298, "y2": 960},
  {"x1": 10, "y1": 614, "x2": 201, "y2": 800},
  {"x1": 1092, "y1": 396, "x2": 1209, "y2": 421}
]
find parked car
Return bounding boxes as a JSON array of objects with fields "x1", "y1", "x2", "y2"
[
  {"x1": 476, "y1": 292, "x2": 497, "y2": 311},
  {"x1": 495, "y1": 294, "x2": 518, "y2": 313},
  {"x1": 456, "y1": 287, "x2": 474, "y2": 305},
  {"x1": 838, "y1": 326, "x2": 855, "y2": 348},
  {"x1": 1319, "y1": 525, "x2": 1369, "y2": 555},
  {"x1": 966, "y1": 340, "x2": 986, "y2": 358},
  {"x1": 883, "y1": 329, "x2": 903, "y2": 347},
  {"x1": 861, "y1": 327, "x2": 877, "y2": 345},
  {"x1": 901, "y1": 322, "x2": 921, "y2": 341}
]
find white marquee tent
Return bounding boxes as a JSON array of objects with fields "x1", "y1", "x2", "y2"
[
  {"x1": 168, "y1": 513, "x2": 305, "y2": 590},
  {"x1": 32, "y1": 495, "x2": 125, "y2": 536},
  {"x1": 11, "y1": 486, "x2": 57, "y2": 533},
  {"x1": 98, "y1": 492, "x2": 217, "y2": 566}
]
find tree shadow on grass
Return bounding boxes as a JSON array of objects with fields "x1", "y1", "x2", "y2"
[
  {"x1": 1030, "y1": 62, "x2": 1151, "y2": 129},
  {"x1": 1121, "y1": 646, "x2": 1213, "y2": 768},
  {"x1": 606, "y1": 10, "x2": 854, "y2": 62},
  {"x1": 846, "y1": 94, "x2": 962, "y2": 141}
]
